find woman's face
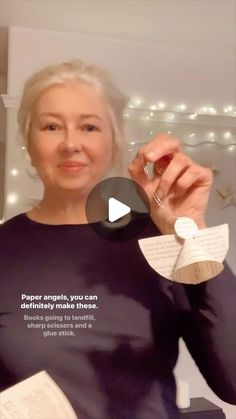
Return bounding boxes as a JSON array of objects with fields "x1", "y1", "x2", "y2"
[{"x1": 28, "y1": 81, "x2": 114, "y2": 196}]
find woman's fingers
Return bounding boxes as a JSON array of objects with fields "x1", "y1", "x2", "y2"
[
  {"x1": 128, "y1": 148, "x2": 150, "y2": 189},
  {"x1": 154, "y1": 152, "x2": 191, "y2": 197},
  {"x1": 128, "y1": 135, "x2": 181, "y2": 186},
  {"x1": 174, "y1": 165, "x2": 213, "y2": 197},
  {"x1": 128, "y1": 135, "x2": 213, "y2": 203},
  {"x1": 143, "y1": 135, "x2": 181, "y2": 162},
  {"x1": 155, "y1": 152, "x2": 213, "y2": 199}
]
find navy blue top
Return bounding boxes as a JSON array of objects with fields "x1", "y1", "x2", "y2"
[{"x1": 0, "y1": 213, "x2": 236, "y2": 419}]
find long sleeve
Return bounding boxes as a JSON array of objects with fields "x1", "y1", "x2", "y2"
[{"x1": 173, "y1": 262, "x2": 236, "y2": 404}]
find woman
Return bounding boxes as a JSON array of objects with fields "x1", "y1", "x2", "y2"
[{"x1": 0, "y1": 59, "x2": 235, "y2": 419}]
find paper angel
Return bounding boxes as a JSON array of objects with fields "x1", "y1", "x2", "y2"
[{"x1": 138, "y1": 222, "x2": 229, "y2": 284}]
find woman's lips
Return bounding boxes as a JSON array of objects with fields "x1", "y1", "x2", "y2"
[{"x1": 58, "y1": 161, "x2": 87, "y2": 172}]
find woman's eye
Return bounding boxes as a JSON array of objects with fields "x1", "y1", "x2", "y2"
[
  {"x1": 81, "y1": 124, "x2": 99, "y2": 132},
  {"x1": 43, "y1": 123, "x2": 61, "y2": 131}
]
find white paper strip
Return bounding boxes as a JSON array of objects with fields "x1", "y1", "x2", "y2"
[{"x1": 176, "y1": 379, "x2": 190, "y2": 409}]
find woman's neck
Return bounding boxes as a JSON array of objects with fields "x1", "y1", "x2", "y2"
[
  {"x1": 27, "y1": 189, "x2": 106, "y2": 225},
  {"x1": 27, "y1": 202, "x2": 87, "y2": 225}
]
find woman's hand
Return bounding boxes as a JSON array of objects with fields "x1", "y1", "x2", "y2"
[{"x1": 128, "y1": 134, "x2": 213, "y2": 235}]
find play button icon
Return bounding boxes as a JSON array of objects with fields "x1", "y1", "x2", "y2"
[
  {"x1": 86, "y1": 177, "x2": 150, "y2": 241},
  {"x1": 108, "y1": 198, "x2": 131, "y2": 222}
]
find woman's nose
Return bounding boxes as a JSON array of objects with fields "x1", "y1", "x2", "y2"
[{"x1": 58, "y1": 129, "x2": 82, "y2": 153}]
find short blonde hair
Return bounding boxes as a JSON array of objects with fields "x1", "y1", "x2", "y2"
[{"x1": 17, "y1": 59, "x2": 129, "y2": 173}]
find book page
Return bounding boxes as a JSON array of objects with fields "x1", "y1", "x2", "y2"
[
  {"x1": 173, "y1": 236, "x2": 224, "y2": 283},
  {"x1": 0, "y1": 371, "x2": 77, "y2": 419},
  {"x1": 138, "y1": 224, "x2": 229, "y2": 284}
]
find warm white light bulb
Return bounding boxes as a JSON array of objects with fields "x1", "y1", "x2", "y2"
[
  {"x1": 133, "y1": 97, "x2": 142, "y2": 107},
  {"x1": 177, "y1": 104, "x2": 186, "y2": 111},
  {"x1": 208, "y1": 132, "x2": 215, "y2": 138},
  {"x1": 7, "y1": 193, "x2": 18, "y2": 205},
  {"x1": 189, "y1": 133, "x2": 195, "y2": 138},
  {"x1": 224, "y1": 106, "x2": 233, "y2": 113},
  {"x1": 157, "y1": 102, "x2": 166, "y2": 109},
  {"x1": 189, "y1": 113, "x2": 197, "y2": 120},
  {"x1": 10, "y1": 168, "x2": 19, "y2": 176},
  {"x1": 150, "y1": 105, "x2": 157, "y2": 110},
  {"x1": 209, "y1": 107, "x2": 217, "y2": 114},
  {"x1": 149, "y1": 112, "x2": 154, "y2": 117},
  {"x1": 224, "y1": 131, "x2": 232, "y2": 139}
]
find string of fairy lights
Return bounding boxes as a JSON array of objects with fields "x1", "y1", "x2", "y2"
[
  {"x1": 124, "y1": 98, "x2": 236, "y2": 152},
  {"x1": 127, "y1": 98, "x2": 236, "y2": 116}
]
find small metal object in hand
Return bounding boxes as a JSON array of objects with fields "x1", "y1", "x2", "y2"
[{"x1": 153, "y1": 192, "x2": 165, "y2": 209}]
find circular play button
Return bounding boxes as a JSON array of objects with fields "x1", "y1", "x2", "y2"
[{"x1": 86, "y1": 177, "x2": 150, "y2": 241}]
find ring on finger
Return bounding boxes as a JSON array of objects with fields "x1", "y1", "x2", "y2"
[{"x1": 153, "y1": 191, "x2": 165, "y2": 208}]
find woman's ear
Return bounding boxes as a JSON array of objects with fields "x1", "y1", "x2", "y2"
[
  {"x1": 24, "y1": 144, "x2": 36, "y2": 169},
  {"x1": 23, "y1": 150, "x2": 38, "y2": 180},
  {"x1": 25, "y1": 147, "x2": 35, "y2": 167},
  {"x1": 26, "y1": 131, "x2": 36, "y2": 167}
]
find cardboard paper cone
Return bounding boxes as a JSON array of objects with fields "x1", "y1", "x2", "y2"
[
  {"x1": 173, "y1": 238, "x2": 223, "y2": 284},
  {"x1": 174, "y1": 261, "x2": 223, "y2": 284}
]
